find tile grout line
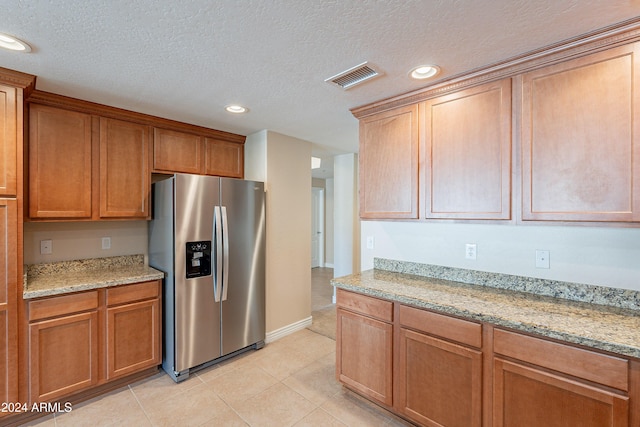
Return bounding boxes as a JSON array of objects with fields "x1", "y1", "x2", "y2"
[{"x1": 128, "y1": 384, "x2": 154, "y2": 426}]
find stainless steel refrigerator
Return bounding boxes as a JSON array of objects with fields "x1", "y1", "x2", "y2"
[{"x1": 149, "y1": 173, "x2": 265, "y2": 382}]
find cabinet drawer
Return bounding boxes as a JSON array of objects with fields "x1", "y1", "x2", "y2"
[
  {"x1": 399, "y1": 304, "x2": 482, "y2": 348},
  {"x1": 29, "y1": 291, "x2": 99, "y2": 321},
  {"x1": 106, "y1": 281, "x2": 159, "y2": 306},
  {"x1": 336, "y1": 289, "x2": 393, "y2": 322},
  {"x1": 494, "y1": 328, "x2": 628, "y2": 391}
]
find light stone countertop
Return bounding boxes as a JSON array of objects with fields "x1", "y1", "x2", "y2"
[
  {"x1": 332, "y1": 268, "x2": 640, "y2": 359},
  {"x1": 24, "y1": 254, "x2": 164, "y2": 299}
]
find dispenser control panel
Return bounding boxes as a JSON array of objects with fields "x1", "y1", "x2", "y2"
[{"x1": 186, "y1": 241, "x2": 211, "y2": 278}]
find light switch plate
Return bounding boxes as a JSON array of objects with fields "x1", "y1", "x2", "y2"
[{"x1": 102, "y1": 237, "x2": 111, "y2": 250}]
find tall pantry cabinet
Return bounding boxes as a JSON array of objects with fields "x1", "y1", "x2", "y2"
[{"x1": 0, "y1": 68, "x2": 35, "y2": 419}]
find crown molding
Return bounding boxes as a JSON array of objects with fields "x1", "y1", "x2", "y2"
[
  {"x1": 0, "y1": 67, "x2": 36, "y2": 94},
  {"x1": 352, "y1": 16, "x2": 640, "y2": 119},
  {"x1": 27, "y1": 90, "x2": 246, "y2": 144}
]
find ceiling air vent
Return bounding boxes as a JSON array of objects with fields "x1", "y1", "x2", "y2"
[{"x1": 325, "y1": 62, "x2": 382, "y2": 90}]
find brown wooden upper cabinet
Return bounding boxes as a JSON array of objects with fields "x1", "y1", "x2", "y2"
[
  {"x1": 357, "y1": 79, "x2": 511, "y2": 221},
  {"x1": 28, "y1": 104, "x2": 151, "y2": 220},
  {"x1": 152, "y1": 128, "x2": 243, "y2": 178},
  {"x1": 29, "y1": 104, "x2": 93, "y2": 219},
  {"x1": 423, "y1": 78, "x2": 512, "y2": 219},
  {"x1": 152, "y1": 128, "x2": 203, "y2": 175},
  {"x1": 359, "y1": 104, "x2": 419, "y2": 219},
  {"x1": 204, "y1": 137, "x2": 243, "y2": 178},
  {"x1": 99, "y1": 117, "x2": 151, "y2": 219},
  {"x1": 0, "y1": 84, "x2": 17, "y2": 197},
  {"x1": 521, "y1": 43, "x2": 640, "y2": 222}
]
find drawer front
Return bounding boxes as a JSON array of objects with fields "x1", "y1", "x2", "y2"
[
  {"x1": 29, "y1": 291, "x2": 99, "y2": 321},
  {"x1": 336, "y1": 289, "x2": 393, "y2": 322},
  {"x1": 494, "y1": 328, "x2": 628, "y2": 391},
  {"x1": 106, "y1": 280, "x2": 160, "y2": 306},
  {"x1": 399, "y1": 304, "x2": 482, "y2": 348}
]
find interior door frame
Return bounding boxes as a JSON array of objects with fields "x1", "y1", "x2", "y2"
[{"x1": 311, "y1": 187, "x2": 325, "y2": 268}]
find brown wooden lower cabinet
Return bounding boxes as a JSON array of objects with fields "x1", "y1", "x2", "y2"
[
  {"x1": 336, "y1": 307, "x2": 393, "y2": 406},
  {"x1": 27, "y1": 280, "x2": 161, "y2": 404},
  {"x1": 28, "y1": 291, "x2": 100, "y2": 402},
  {"x1": 335, "y1": 289, "x2": 637, "y2": 427},
  {"x1": 396, "y1": 327, "x2": 482, "y2": 427},
  {"x1": 493, "y1": 358, "x2": 628, "y2": 427},
  {"x1": 492, "y1": 328, "x2": 630, "y2": 427},
  {"x1": 106, "y1": 281, "x2": 160, "y2": 379},
  {"x1": 29, "y1": 310, "x2": 99, "y2": 402}
]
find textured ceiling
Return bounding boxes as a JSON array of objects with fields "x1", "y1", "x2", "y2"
[{"x1": 1, "y1": 1, "x2": 639, "y2": 178}]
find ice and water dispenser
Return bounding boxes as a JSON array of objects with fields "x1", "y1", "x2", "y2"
[{"x1": 186, "y1": 241, "x2": 212, "y2": 278}]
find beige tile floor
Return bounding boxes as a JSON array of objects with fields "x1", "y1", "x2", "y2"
[
  {"x1": 308, "y1": 267, "x2": 337, "y2": 340},
  {"x1": 311, "y1": 267, "x2": 335, "y2": 311},
  {"x1": 22, "y1": 269, "x2": 411, "y2": 427}
]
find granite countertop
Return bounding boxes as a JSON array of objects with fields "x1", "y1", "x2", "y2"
[
  {"x1": 332, "y1": 267, "x2": 640, "y2": 359},
  {"x1": 24, "y1": 254, "x2": 165, "y2": 299}
]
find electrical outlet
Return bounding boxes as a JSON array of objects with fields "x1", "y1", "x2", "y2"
[
  {"x1": 40, "y1": 239, "x2": 52, "y2": 255},
  {"x1": 101, "y1": 237, "x2": 111, "y2": 250},
  {"x1": 366, "y1": 236, "x2": 375, "y2": 249},
  {"x1": 465, "y1": 243, "x2": 477, "y2": 260},
  {"x1": 535, "y1": 249, "x2": 550, "y2": 269}
]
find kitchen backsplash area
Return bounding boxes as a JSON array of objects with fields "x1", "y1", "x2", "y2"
[
  {"x1": 24, "y1": 220, "x2": 148, "y2": 264},
  {"x1": 373, "y1": 257, "x2": 640, "y2": 311}
]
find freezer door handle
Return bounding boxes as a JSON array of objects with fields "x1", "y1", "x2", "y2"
[
  {"x1": 221, "y1": 206, "x2": 230, "y2": 301},
  {"x1": 213, "y1": 205, "x2": 223, "y2": 302}
]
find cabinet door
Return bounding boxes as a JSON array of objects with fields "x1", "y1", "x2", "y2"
[
  {"x1": 521, "y1": 43, "x2": 640, "y2": 221},
  {"x1": 29, "y1": 311, "x2": 99, "y2": 402},
  {"x1": 424, "y1": 78, "x2": 511, "y2": 219},
  {"x1": 106, "y1": 298, "x2": 160, "y2": 379},
  {"x1": 204, "y1": 138, "x2": 243, "y2": 178},
  {"x1": 359, "y1": 104, "x2": 419, "y2": 219},
  {"x1": 99, "y1": 117, "x2": 151, "y2": 218},
  {"x1": 29, "y1": 104, "x2": 93, "y2": 218},
  {"x1": 336, "y1": 307, "x2": 393, "y2": 406},
  {"x1": 0, "y1": 85, "x2": 17, "y2": 197},
  {"x1": 396, "y1": 328, "x2": 482, "y2": 427},
  {"x1": 494, "y1": 358, "x2": 628, "y2": 427},
  {"x1": 153, "y1": 128, "x2": 203, "y2": 174},
  {"x1": 0, "y1": 200, "x2": 16, "y2": 410}
]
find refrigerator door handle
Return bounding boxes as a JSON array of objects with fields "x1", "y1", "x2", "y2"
[
  {"x1": 221, "y1": 206, "x2": 230, "y2": 301},
  {"x1": 213, "y1": 205, "x2": 223, "y2": 302}
]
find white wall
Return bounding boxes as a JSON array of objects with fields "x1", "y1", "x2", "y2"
[
  {"x1": 24, "y1": 221, "x2": 148, "y2": 264},
  {"x1": 334, "y1": 153, "x2": 360, "y2": 278},
  {"x1": 245, "y1": 130, "x2": 312, "y2": 334},
  {"x1": 361, "y1": 221, "x2": 640, "y2": 291}
]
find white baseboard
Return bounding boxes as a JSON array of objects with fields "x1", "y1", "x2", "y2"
[
  {"x1": 265, "y1": 316, "x2": 313, "y2": 343},
  {"x1": 324, "y1": 262, "x2": 334, "y2": 268}
]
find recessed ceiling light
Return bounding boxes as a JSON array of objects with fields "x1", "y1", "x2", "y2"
[
  {"x1": 0, "y1": 33, "x2": 31, "y2": 52},
  {"x1": 410, "y1": 65, "x2": 440, "y2": 80},
  {"x1": 225, "y1": 105, "x2": 248, "y2": 114}
]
